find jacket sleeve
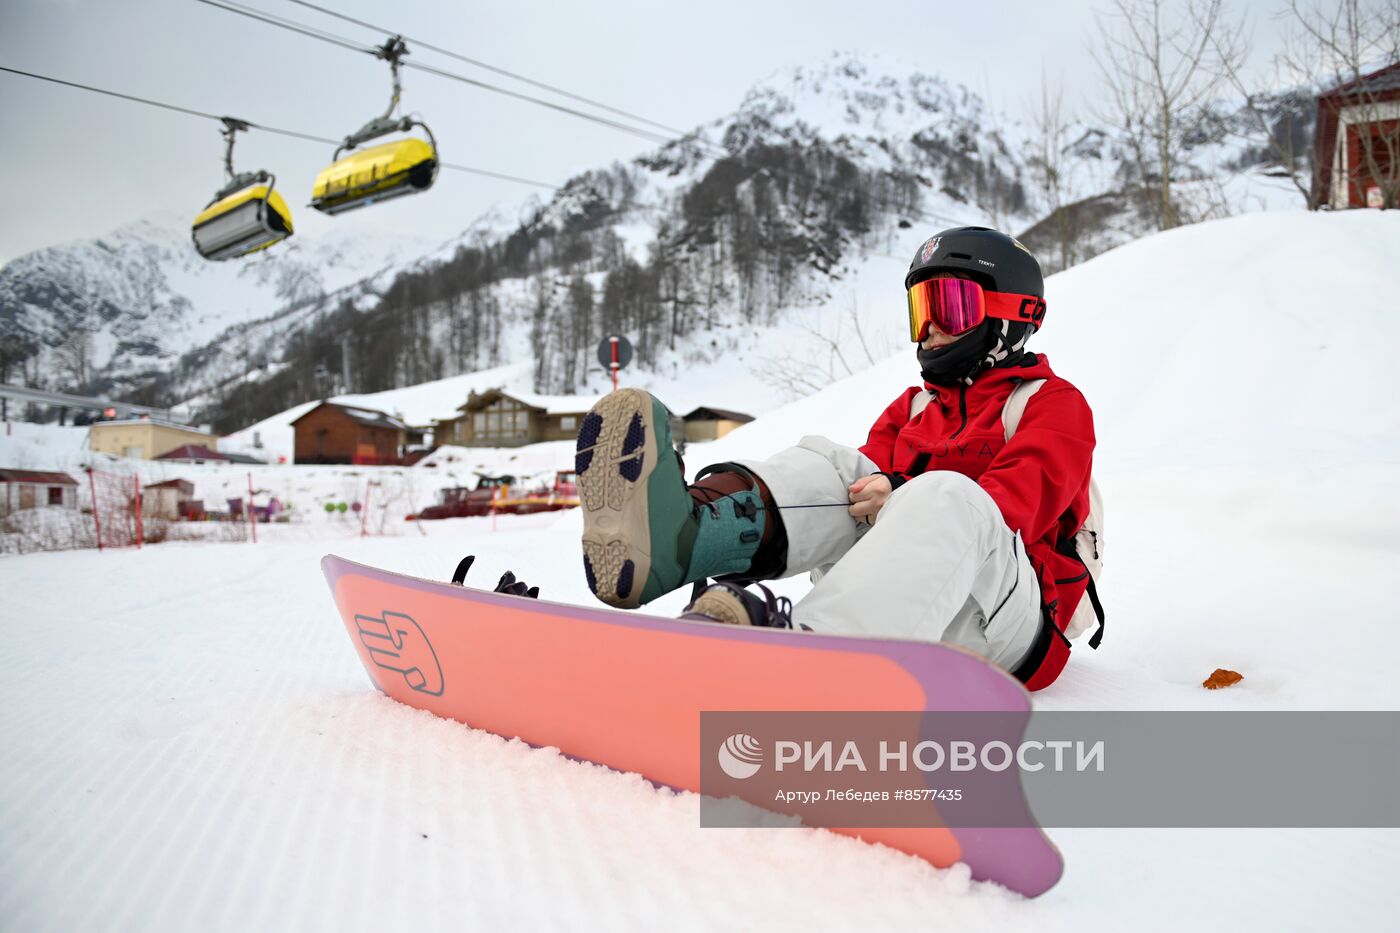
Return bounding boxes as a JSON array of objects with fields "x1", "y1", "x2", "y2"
[
  {"x1": 977, "y1": 382, "x2": 1095, "y2": 543},
  {"x1": 859, "y1": 388, "x2": 919, "y2": 473}
]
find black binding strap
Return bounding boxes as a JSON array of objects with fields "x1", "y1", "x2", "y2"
[{"x1": 1084, "y1": 576, "x2": 1106, "y2": 649}]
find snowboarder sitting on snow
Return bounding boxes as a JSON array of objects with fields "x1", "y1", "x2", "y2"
[{"x1": 574, "y1": 227, "x2": 1097, "y2": 690}]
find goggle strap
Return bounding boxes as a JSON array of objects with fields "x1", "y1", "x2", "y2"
[{"x1": 984, "y1": 291, "x2": 1046, "y2": 327}]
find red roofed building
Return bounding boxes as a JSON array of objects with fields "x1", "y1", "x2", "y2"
[
  {"x1": 143, "y1": 479, "x2": 197, "y2": 520},
  {"x1": 1314, "y1": 62, "x2": 1400, "y2": 209},
  {"x1": 155, "y1": 444, "x2": 227, "y2": 464},
  {"x1": 0, "y1": 468, "x2": 79, "y2": 516}
]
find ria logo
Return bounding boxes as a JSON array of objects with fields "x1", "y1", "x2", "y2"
[
  {"x1": 919, "y1": 236, "x2": 941, "y2": 263},
  {"x1": 718, "y1": 733, "x2": 764, "y2": 779},
  {"x1": 355, "y1": 610, "x2": 445, "y2": 696}
]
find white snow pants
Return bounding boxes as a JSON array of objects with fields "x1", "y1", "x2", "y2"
[{"x1": 735, "y1": 436, "x2": 1042, "y2": 671}]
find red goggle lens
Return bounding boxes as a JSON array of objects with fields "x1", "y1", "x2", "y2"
[{"x1": 907, "y1": 278, "x2": 985, "y2": 342}]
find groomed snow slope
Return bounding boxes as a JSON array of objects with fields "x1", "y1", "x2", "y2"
[{"x1": 2, "y1": 210, "x2": 1398, "y2": 931}]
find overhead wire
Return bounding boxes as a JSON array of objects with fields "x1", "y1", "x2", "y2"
[
  {"x1": 0, "y1": 65, "x2": 559, "y2": 190},
  {"x1": 193, "y1": 0, "x2": 678, "y2": 146},
  {"x1": 282, "y1": 0, "x2": 688, "y2": 136}
]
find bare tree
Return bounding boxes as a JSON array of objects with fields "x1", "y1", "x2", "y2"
[
  {"x1": 54, "y1": 326, "x2": 93, "y2": 389},
  {"x1": 1283, "y1": 0, "x2": 1400, "y2": 208},
  {"x1": 759, "y1": 295, "x2": 900, "y2": 401},
  {"x1": 1027, "y1": 71, "x2": 1086, "y2": 272},
  {"x1": 1092, "y1": 0, "x2": 1248, "y2": 229},
  {"x1": 1210, "y1": 32, "x2": 1316, "y2": 204}
]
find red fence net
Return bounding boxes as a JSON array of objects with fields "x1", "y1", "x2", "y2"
[{"x1": 86, "y1": 467, "x2": 142, "y2": 550}]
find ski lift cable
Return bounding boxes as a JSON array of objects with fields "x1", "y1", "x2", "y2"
[
  {"x1": 193, "y1": 0, "x2": 679, "y2": 146},
  {"x1": 0, "y1": 65, "x2": 559, "y2": 191},
  {"x1": 282, "y1": 0, "x2": 689, "y2": 137}
]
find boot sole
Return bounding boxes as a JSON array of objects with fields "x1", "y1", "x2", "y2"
[
  {"x1": 575, "y1": 389, "x2": 661, "y2": 609},
  {"x1": 687, "y1": 589, "x2": 753, "y2": 626}
]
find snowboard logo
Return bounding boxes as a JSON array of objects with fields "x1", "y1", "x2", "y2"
[
  {"x1": 355, "y1": 611, "x2": 445, "y2": 697},
  {"x1": 717, "y1": 733, "x2": 764, "y2": 780},
  {"x1": 919, "y1": 237, "x2": 941, "y2": 262}
]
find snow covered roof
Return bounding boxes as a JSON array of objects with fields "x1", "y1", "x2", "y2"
[
  {"x1": 456, "y1": 388, "x2": 602, "y2": 416},
  {"x1": 0, "y1": 468, "x2": 78, "y2": 485},
  {"x1": 683, "y1": 406, "x2": 754, "y2": 423},
  {"x1": 1319, "y1": 61, "x2": 1400, "y2": 100},
  {"x1": 289, "y1": 402, "x2": 410, "y2": 432},
  {"x1": 89, "y1": 418, "x2": 210, "y2": 434}
]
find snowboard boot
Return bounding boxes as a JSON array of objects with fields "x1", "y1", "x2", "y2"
[
  {"x1": 575, "y1": 388, "x2": 775, "y2": 609},
  {"x1": 681, "y1": 580, "x2": 795, "y2": 629}
]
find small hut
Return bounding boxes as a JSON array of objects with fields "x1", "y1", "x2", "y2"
[
  {"x1": 143, "y1": 479, "x2": 195, "y2": 520},
  {"x1": 0, "y1": 469, "x2": 79, "y2": 516},
  {"x1": 682, "y1": 407, "x2": 754, "y2": 443}
]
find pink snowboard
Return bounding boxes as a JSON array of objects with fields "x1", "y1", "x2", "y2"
[{"x1": 323, "y1": 554, "x2": 1063, "y2": 896}]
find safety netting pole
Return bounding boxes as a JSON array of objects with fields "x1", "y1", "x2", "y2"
[
  {"x1": 360, "y1": 479, "x2": 372, "y2": 538},
  {"x1": 246, "y1": 473, "x2": 257, "y2": 544},
  {"x1": 133, "y1": 474, "x2": 143, "y2": 549},
  {"x1": 88, "y1": 467, "x2": 103, "y2": 553}
]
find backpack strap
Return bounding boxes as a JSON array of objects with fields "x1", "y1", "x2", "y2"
[
  {"x1": 1001, "y1": 378, "x2": 1047, "y2": 440},
  {"x1": 909, "y1": 389, "x2": 932, "y2": 420},
  {"x1": 1011, "y1": 376, "x2": 1106, "y2": 650}
]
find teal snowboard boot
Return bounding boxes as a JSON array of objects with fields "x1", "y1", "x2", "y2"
[{"x1": 575, "y1": 388, "x2": 766, "y2": 609}]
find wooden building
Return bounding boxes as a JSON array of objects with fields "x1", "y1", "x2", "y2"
[
  {"x1": 143, "y1": 479, "x2": 196, "y2": 520},
  {"x1": 682, "y1": 406, "x2": 754, "y2": 442},
  {"x1": 0, "y1": 469, "x2": 79, "y2": 516},
  {"x1": 89, "y1": 418, "x2": 218, "y2": 461},
  {"x1": 290, "y1": 402, "x2": 410, "y2": 465},
  {"x1": 434, "y1": 389, "x2": 600, "y2": 448},
  {"x1": 1314, "y1": 62, "x2": 1400, "y2": 209}
]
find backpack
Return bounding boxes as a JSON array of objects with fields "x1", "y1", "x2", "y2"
[{"x1": 909, "y1": 379, "x2": 1105, "y2": 647}]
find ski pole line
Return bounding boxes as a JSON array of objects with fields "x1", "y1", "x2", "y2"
[
  {"x1": 0, "y1": 65, "x2": 559, "y2": 190},
  {"x1": 195, "y1": 0, "x2": 977, "y2": 230}
]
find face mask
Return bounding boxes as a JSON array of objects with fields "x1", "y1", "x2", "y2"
[
  {"x1": 917, "y1": 320, "x2": 1036, "y2": 386},
  {"x1": 917, "y1": 321, "x2": 995, "y2": 386}
]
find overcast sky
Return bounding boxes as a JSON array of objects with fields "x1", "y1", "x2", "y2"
[{"x1": 0, "y1": 0, "x2": 1298, "y2": 267}]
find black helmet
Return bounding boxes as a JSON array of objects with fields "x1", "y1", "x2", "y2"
[{"x1": 905, "y1": 226, "x2": 1044, "y2": 301}]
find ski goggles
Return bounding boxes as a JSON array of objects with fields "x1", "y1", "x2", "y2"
[{"x1": 906, "y1": 277, "x2": 1047, "y2": 342}]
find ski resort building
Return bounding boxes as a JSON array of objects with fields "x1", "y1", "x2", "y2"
[
  {"x1": 88, "y1": 418, "x2": 219, "y2": 461},
  {"x1": 142, "y1": 479, "x2": 196, "y2": 521},
  {"x1": 1314, "y1": 61, "x2": 1400, "y2": 209},
  {"x1": 0, "y1": 469, "x2": 79, "y2": 516},
  {"x1": 434, "y1": 390, "x2": 600, "y2": 448},
  {"x1": 682, "y1": 407, "x2": 754, "y2": 442},
  {"x1": 291, "y1": 402, "x2": 410, "y2": 465}
]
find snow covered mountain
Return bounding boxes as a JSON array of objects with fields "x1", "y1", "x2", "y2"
[
  {"x1": 0, "y1": 53, "x2": 1306, "y2": 429},
  {"x1": 0, "y1": 211, "x2": 432, "y2": 393}
]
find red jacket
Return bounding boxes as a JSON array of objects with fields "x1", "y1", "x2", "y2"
[{"x1": 859, "y1": 354, "x2": 1096, "y2": 644}]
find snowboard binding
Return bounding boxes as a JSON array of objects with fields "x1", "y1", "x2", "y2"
[{"x1": 451, "y1": 555, "x2": 539, "y2": 599}]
